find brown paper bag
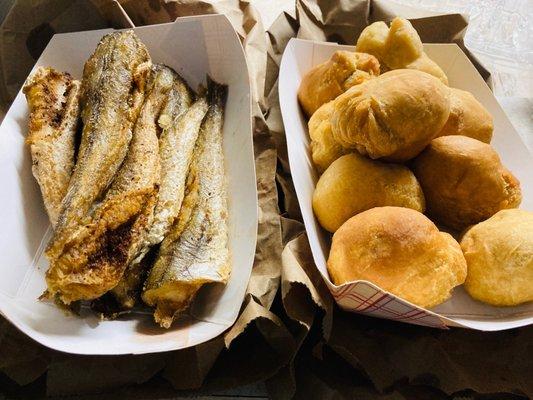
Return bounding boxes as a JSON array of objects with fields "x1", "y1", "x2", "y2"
[{"x1": 0, "y1": 1, "x2": 531, "y2": 399}]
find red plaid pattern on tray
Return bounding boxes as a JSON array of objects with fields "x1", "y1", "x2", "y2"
[{"x1": 331, "y1": 282, "x2": 448, "y2": 328}]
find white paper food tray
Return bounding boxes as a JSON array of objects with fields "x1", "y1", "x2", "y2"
[
  {"x1": 0, "y1": 14, "x2": 257, "y2": 354},
  {"x1": 279, "y1": 38, "x2": 533, "y2": 331}
]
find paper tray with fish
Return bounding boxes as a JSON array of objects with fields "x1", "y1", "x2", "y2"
[{"x1": 0, "y1": 14, "x2": 257, "y2": 355}]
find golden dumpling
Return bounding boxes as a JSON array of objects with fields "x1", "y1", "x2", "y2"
[
  {"x1": 412, "y1": 136, "x2": 521, "y2": 231},
  {"x1": 308, "y1": 101, "x2": 349, "y2": 173},
  {"x1": 355, "y1": 21, "x2": 389, "y2": 62},
  {"x1": 438, "y1": 88, "x2": 493, "y2": 143},
  {"x1": 331, "y1": 69, "x2": 450, "y2": 162},
  {"x1": 312, "y1": 153, "x2": 425, "y2": 232},
  {"x1": 461, "y1": 209, "x2": 533, "y2": 306},
  {"x1": 328, "y1": 207, "x2": 467, "y2": 308},
  {"x1": 356, "y1": 17, "x2": 448, "y2": 84},
  {"x1": 298, "y1": 50, "x2": 380, "y2": 117}
]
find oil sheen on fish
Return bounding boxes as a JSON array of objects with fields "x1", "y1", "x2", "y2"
[
  {"x1": 107, "y1": 68, "x2": 196, "y2": 310},
  {"x1": 44, "y1": 64, "x2": 174, "y2": 304},
  {"x1": 143, "y1": 78, "x2": 230, "y2": 328},
  {"x1": 23, "y1": 67, "x2": 81, "y2": 227},
  {"x1": 46, "y1": 30, "x2": 151, "y2": 262}
]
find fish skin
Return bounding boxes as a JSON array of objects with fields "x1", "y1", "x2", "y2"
[
  {"x1": 143, "y1": 78, "x2": 229, "y2": 328},
  {"x1": 46, "y1": 30, "x2": 151, "y2": 261},
  {"x1": 106, "y1": 68, "x2": 196, "y2": 310},
  {"x1": 157, "y1": 75, "x2": 194, "y2": 132},
  {"x1": 44, "y1": 64, "x2": 175, "y2": 304},
  {"x1": 23, "y1": 67, "x2": 81, "y2": 227},
  {"x1": 145, "y1": 94, "x2": 207, "y2": 248}
]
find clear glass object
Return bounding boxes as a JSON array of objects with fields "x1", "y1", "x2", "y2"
[{"x1": 386, "y1": 0, "x2": 533, "y2": 96}]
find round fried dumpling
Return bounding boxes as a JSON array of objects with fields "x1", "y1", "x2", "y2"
[
  {"x1": 461, "y1": 209, "x2": 533, "y2": 306},
  {"x1": 405, "y1": 54, "x2": 448, "y2": 86},
  {"x1": 331, "y1": 69, "x2": 450, "y2": 162},
  {"x1": 328, "y1": 207, "x2": 467, "y2": 308},
  {"x1": 438, "y1": 88, "x2": 493, "y2": 143},
  {"x1": 412, "y1": 136, "x2": 521, "y2": 231},
  {"x1": 355, "y1": 21, "x2": 389, "y2": 62},
  {"x1": 381, "y1": 17, "x2": 423, "y2": 68},
  {"x1": 356, "y1": 17, "x2": 448, "y2": 84},
  {"x1": 298, "y1": 50, "x2": 380, "y2": 117},
  {"x1": 308, "y1": 101, "x2": 349, "y2": 173},
  {"x1": 312, "y1": 153, "x2": 425, "y2": 232}
]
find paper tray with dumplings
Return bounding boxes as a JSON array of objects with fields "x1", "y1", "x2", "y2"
[{"x1": 279, "y1": 18, "x2": 533, "y2": 331}]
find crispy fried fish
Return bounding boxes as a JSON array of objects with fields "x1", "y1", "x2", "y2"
[
  {"x1": 106, "y1": 70, "x2": 196, "y2": 311},
  {"x1": 46, "y1": 30, "x2": 151, "y2": 262},
  {"x1": 92, "y1": 249, "x2": 156, "y2": 315},
  {"x1": 142, "y1": 78, "x2": 229, "y2": 328},
  {"x1": 109, "y1": 75, "x2": 209, "y2": 311},
  {"x1": 44, "y1": 64, "x2": 174, "y2": 304},
  {"x1": 157, "y1": 74, "x2": 194, "y2": 132},
  {"x1": 146, "y1": 92, "x2": 207, "y2": 247},
  {"x1": 23, "y1": 67, "x2": 80, "y2": 227}
]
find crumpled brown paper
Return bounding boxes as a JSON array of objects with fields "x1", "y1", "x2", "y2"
[{"x1": 0, "y1": 1, "x2": 531, "y2": 399}]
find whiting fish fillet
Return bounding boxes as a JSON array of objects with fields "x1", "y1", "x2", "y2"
[
  {"x1": 23, "y1": 67, "x2": 81, "y2": 227},
  {"x1": 142, "y1": 78, "x2": 230, "y2": 328},
  {"x1": 43, "y1": 63, "x2": 175, "y2": 304},
  {"x1": 46, "y1": 30, "x2": 151, "y2": 262},
  {"x1": 106, "y1": 68, "x2": 197, "y2": 311},
  {"x1": 146, "y1": 92, "x2": 207, "y2": 248}
]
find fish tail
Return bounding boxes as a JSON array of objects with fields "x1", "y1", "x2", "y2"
[{"x1": 206, "y1": 76, "x2": 228, "y2": 108}]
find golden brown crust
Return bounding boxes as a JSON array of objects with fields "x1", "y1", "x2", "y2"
[
  {"x1": 45, "y1": 63, "x2": 171, "y2": 304},
  {"x1": 298, "y1": 50, "x2": 380, "y2": 117},
  {"x1": 327, "y1": 207, "x2": 467, "y2": 308},
  {"x1": 356, "y1": 17, "x2": 448, "y2": 84},
  {"x1": 412, "y1": 135, "x2": 521, "y2": 231},
  {"x1": 45, "y1": 188, "x2": 156, "y2": 303},
  {"x1": 461, "y1": 209, "x2": 533, "y2": 306},
  {"x1": 312, "y1": 153, "x2": 425, "y2": 232},
  {"x1": 331, "y1": 69, "x2": 450, "y2": 162},
  {"x1": 438, "y1": 88, "x2": 493, "y2": 143},
  {"x1": 23, "y1": 67, "x2": 80, "y2": 226},
  {"x1": 47, "y1": 31, "x2": 151, "y2": 262}
]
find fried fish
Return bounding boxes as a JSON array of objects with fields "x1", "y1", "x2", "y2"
[
  {"x1": 146, "y1": 92, "x2": 207, "y2": 247},
  {"x1": 23, "y1": 67, "x2": 81, "y2": 227},
  {"x1": 46, "y1": 30, "x2": 151, "y2": 262},
  {"x1": 106, "y1": 69, "x2": 197, "y2": 310},
  {"x1": 44, "y1": 64, "x2": 174, "y2": 304},
  {"x1": 142, "y1": 78, "x2": 230, "y2": 328},
  {"x1": 109, "y1": 75, "x2": 211, "y2": 311}
]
